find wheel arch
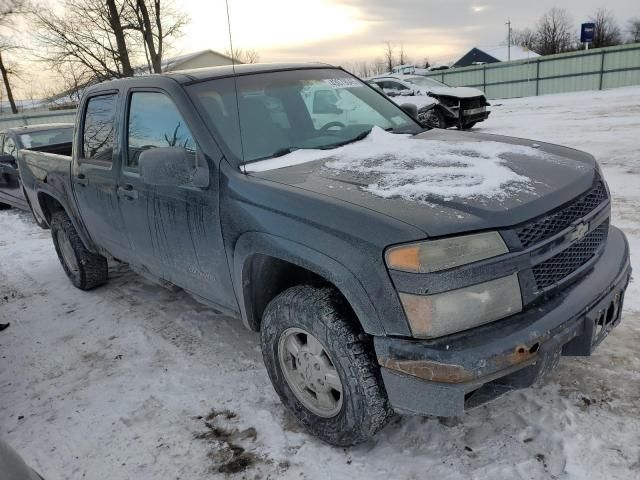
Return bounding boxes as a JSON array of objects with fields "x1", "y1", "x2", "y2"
[
  {"x1": 35, "y1": 190, "x2": 96, "y2": 253},
  {"x1": 233, "y1": 232, "x2": 384, "y2": 336}
]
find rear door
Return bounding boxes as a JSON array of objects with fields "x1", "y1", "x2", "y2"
[
  {"x1": 72, "y1": 92, "x2": 131, "y2": 259},
  {"x1": 118, "y1": 87, "x2": 236, "y2": 309}
]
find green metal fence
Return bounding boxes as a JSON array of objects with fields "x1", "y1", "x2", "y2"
[
  {"x1": 0, "y1": 109, "x2": 77, "y2": 129},
  {"x1": 424, "y1": 43, "x2": 640, "y2": 99}
]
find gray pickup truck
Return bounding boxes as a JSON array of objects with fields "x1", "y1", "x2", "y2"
[{"x1": 18, "y1": 63, "x2": 631, "y2": 446}]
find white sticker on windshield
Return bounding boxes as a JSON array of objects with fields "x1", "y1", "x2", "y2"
[{"x1": 323, "y1": 78, "x2": 361, "y2": 89}]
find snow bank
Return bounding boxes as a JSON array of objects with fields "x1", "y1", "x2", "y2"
[{"x1": 247, "y1": 126, "x2": 543, "y2": 201}]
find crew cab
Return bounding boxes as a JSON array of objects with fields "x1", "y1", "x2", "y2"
[
  {"x1": 17, "y1": 63, "x2": 631, "y2": 446},
  {"x1": 368, "y1": 74, "x2": 490, "y2": 129},
  {"x1": 0, "y1": 123, "x2": 73, "y2": 210}
]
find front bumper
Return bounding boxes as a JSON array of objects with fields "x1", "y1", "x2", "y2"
[{"x1": 376, "y1": 226, "x2": 631, "y2": 417}]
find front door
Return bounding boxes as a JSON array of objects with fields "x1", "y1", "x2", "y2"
[
  {"x1": 118, "y1": 89, "x2": 236, "y2": 310},
  {"x1": 72, "y1": 92, "x2": 130, "y2": 259},
  {"x1": 0, "y1": 134, "x2": 25, "y2": 207}
]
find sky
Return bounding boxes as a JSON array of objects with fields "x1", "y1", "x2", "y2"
[
  {"x1": 5, "y1": 0, "x2": 640, "y2": 98},
  {"x1": 179, "y1": 0, "x2": 639, "y2": 67}
]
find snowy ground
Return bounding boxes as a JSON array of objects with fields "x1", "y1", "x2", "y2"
[{"x1": 2, "y1": 86, "x2": 640, "y2": 480}]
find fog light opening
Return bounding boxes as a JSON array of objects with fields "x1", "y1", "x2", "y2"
[{"x1": 529, "y1": 343, "x2": 540, "y2": 354}]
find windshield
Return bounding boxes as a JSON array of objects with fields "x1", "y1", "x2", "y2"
[
  {"x1": 19, "y1": 127, "x2": 73, "y2": 149},
  {"x1": 404, "y1": 76, "x2": 448, "y2": 88},
  {"x1": 187, "y1": 68, "x2": 422, "y2": 165}
]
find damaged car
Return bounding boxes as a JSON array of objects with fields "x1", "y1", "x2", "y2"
[
  {"x1": 368, "y1": 74, "x2": 490, "y2": 129},
  {"x1": 17, "y1": 63, "x2": 631, "y2": 447}
]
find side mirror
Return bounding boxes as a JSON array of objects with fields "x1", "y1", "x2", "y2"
[
  {"x1": 0, "y1": 154, "x2": 16, "y2": 165},
  {"x1": 400, "y1": 103, "x2": 418, "y2": 119},
  {"x1": 139, "y1": 147, "x2": 200, "y2": 187}
]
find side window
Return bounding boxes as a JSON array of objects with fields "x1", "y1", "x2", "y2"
[
  {"x1": 83, "y1": 94, "x2": 117, "y2": 162},
  {"x1": 389, "y1": 81, "x2": 408, "y2": 91},
  {"x1": 127, "y1": 92, "x2": 197, "y2": 169},
  {"x1": 3, "y1": 136, "x2": 16, "y2": 156}
]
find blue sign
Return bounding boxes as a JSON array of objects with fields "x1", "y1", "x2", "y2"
[{"x1": 581, "y1": 23, "x2": 595, "y2": 43}]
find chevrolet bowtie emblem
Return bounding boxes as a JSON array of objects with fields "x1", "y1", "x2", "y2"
[{"x1": 568, "y1": 222, "x2": 589, "y2": 242}]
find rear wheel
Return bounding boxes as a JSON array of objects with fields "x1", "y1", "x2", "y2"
[
  {"x1": 261, "y1": 285, "x2": 392, "y2": 446},
  {"x1": 460, "y1": 121, "x2": 477, "y2": 130},
  {"x1": 51, "y1": 210, "x2": 108, "y2": 290}
]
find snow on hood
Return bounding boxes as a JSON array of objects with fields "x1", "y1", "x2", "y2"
[{"x1": 245, "y1": 127, "x2": 548, "y2": 201}]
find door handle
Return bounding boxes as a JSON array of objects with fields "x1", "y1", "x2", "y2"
[
  {"x1": 74, "y1": 174, "x2": 88, "y2": 187},
  {"x1": 117, "y1": 185, "x2": 138, "y2": 200}
]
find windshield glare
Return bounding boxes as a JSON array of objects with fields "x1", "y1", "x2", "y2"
[
  {"x1": 187, "y1": 68, "x2": 421, "y2": 165},
  {"x1": 404, "y1": 76, "x2": 448, "y2": 88}
]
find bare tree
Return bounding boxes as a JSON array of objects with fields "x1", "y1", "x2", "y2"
[
  {"x1": 512, "y1": 28, "x2": 538, "y2": 51},
  {"x1": 126, "y1": 0, "x2": 188, "y2": 73},
  {"x1": 398, "y1": 44, "x2": 408, "y2": 65},
  {"x1": 223, "y1": 48, "x2": 260, "y2": 64},
  {"x1": 383, "y1": 41, "x2": 395, "y2": 73},
  {"x1": 0, "y1": 0, "x2": 25, "y2": 114},
  {"x1": 534, "y1": 8, "x2": 575, "y2": 55},
  {"x1": 32, "y1": 0, "x2": 187, "y2": 81},
  {"x1": 589, "y1": 8, "x2": 622, "y2": 48},
  {"x1": 422, "y1": 57, "x2": 431, "y2": 69},
  {"x1": 628, "y1": 18, "x2": 640, "y2": 43}
]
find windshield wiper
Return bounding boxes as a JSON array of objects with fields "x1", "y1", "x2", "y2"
[
  {"x1": 253, "y1": 146, "x2": 300, "y2": 161},
  {"x1": 320, "y1": 128, "x2": 373, "y2": 150}
]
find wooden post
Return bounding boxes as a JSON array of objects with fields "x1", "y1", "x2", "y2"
[{"x1": 535, "y1": 59, "x2": 540, "y2": 96}]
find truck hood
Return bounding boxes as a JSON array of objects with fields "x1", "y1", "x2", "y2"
[
  {"x1": 246, "y1": 128, "x2": 598, "y2": 237},
  {"x1": 418, "y1": 86, "x2": 485, "y2": 98}
]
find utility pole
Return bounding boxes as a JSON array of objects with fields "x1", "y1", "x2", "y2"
[{"x1": 505, "y1": 19, "x2": 512, "y2": 61}]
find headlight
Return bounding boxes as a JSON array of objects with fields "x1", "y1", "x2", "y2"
[
  {"x1": 385, "y1": 232, "x2": 508, "y2": 274},
  {"x1": 399, "y1": 274, "x2": 523, "y2": 338}
]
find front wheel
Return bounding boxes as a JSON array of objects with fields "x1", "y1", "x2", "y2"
[
  {"x1": 0, "y1": 202, "x2": 11, "y2": 210},
  {"x1": 261, "y1": 285, "x2": 392, "y2": 446},
  {"x1": 51, "y1": 210, "x2": 108, "y2": 290}
]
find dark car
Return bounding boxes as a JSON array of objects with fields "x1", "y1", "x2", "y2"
[
  {"x1": 0, "y1": 124, "x2": 73, "y2": 210},
  {"x1": 17, "y1": 64, "x2": 631, "y2": 446}
]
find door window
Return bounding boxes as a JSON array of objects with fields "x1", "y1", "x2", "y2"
[
  {"x1": 82, "y1": 94, "x2": 117, "y2": 163},
  {"x1": 126, "y1": 91, "x2": 208, "y2": 187},
  {"x1": 126, "y1": 92, "x2": 197, "y2": 169}
]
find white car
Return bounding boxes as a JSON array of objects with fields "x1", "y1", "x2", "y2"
[{"x1": 368, "y1": 74, "x2": 490, "y2": 129}]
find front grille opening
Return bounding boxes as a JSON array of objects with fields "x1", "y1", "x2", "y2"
[
  {"x1": 517, "y1": 181, "x2": 608, "y2": 248},
  {"x1": 532, "y1": 221, "x2": 609, "y2": 290}
]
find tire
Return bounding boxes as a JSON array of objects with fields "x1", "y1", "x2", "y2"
[
  {"x1": 421, "y1": 108, "x2": 447, "y2": 129},
  {"x1": 0, "y1": 202, "x2": 10, "y2": 210},
  {"x1": 261, "y1": 285, "x2": 393, "y2": 446},
  {"x1": 50, "y1": 210, "x2": 108, "y2": 290},
  {"x1": 460, "y1": 121, "x2": 477, "y2": 130}
]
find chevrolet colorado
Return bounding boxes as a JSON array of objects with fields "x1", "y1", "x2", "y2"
[{"x1": 17, "y1": 63, "x2": 631, "y2": 446}]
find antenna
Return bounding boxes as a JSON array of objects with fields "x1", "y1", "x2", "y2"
[{"x1": 225, "y1": 0, "x2": 246, "y2": 172}]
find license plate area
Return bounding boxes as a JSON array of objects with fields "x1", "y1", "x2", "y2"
[
  {"x1": 463, "y1": 107, "x2": 486, "y2": 116},
  {"x1": 589, "y1": 289, "x2": 625, "y2": 348}
]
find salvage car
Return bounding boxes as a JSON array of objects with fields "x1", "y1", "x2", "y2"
[
  {"x1": 0, "y1": 124, "x2": 73, "y2": 210},
  {"x1": 17, "y1": 64, "x2": 631, "y2": 447},
  {"x1": 368, "y1": 74, "x2": 490, "y2": 129}
]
